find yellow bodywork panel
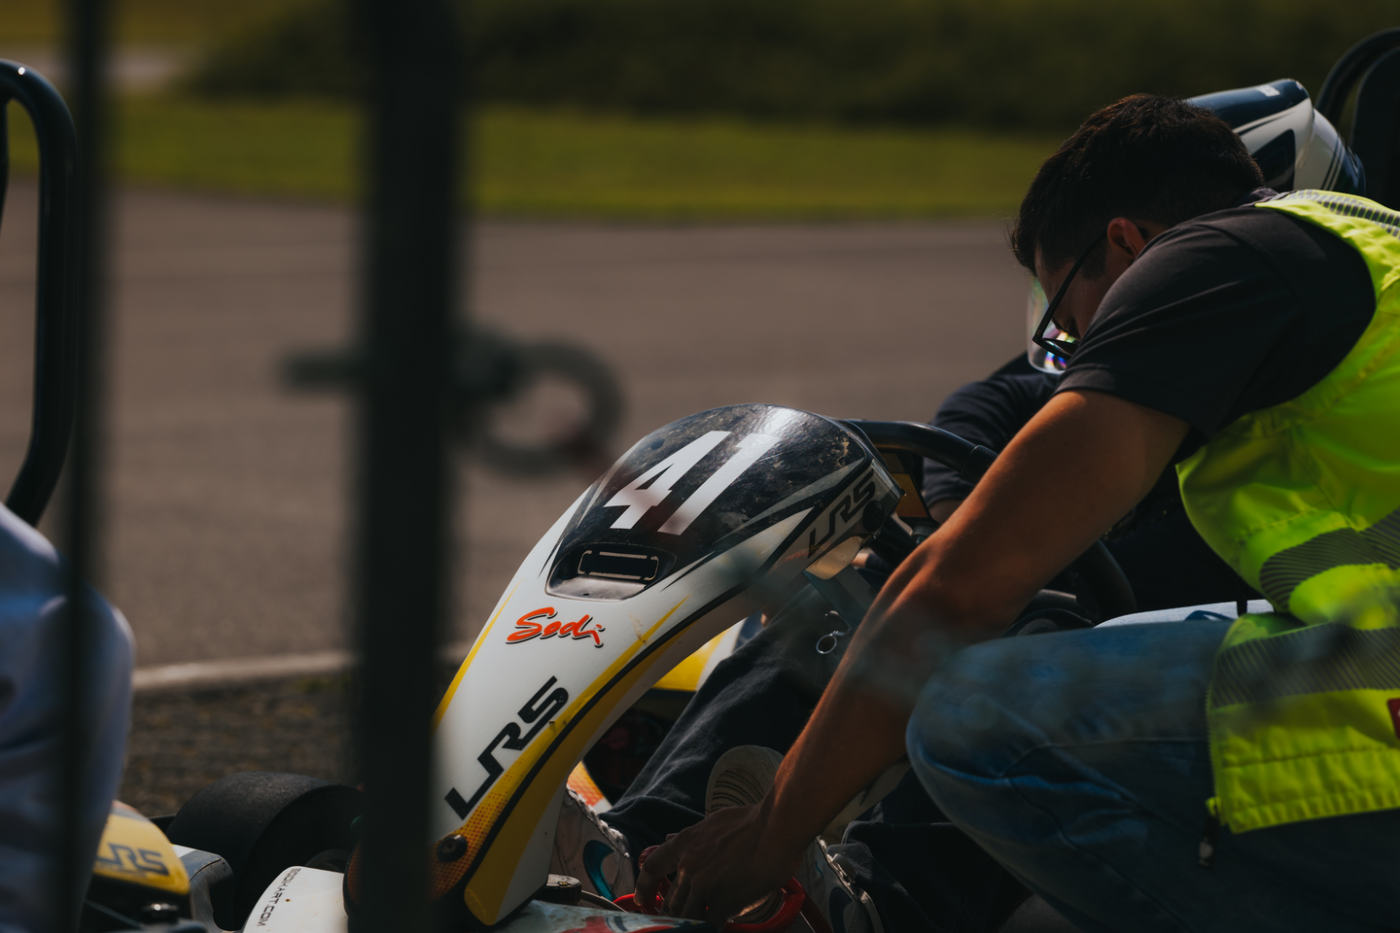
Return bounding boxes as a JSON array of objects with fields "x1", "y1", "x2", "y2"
[
  {"x1": 652, "y1": 626, "x2": 733, "y2": 692},
  {"x1": 92, "y1": 802, "x2": 190, "y2": 896}
]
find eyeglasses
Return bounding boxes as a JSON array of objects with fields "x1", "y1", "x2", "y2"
[{"x1": 1031, "y1": 230, "x2": 1106, "y2": 361}]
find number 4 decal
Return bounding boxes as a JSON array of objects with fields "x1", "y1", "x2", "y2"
[
  {"x1": 659, "y1": 434, "x2": 779, "y2": 534},
  {"x1": 606, "y1": 431, "x2": 727, "y2": 530},
  {"x1": 606, "y1": 431, "x2": 779, "y2": 535}
]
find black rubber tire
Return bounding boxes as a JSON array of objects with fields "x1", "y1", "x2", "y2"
[{"x1": 165, "y1": 772, "x2": 363, "y2": 931}]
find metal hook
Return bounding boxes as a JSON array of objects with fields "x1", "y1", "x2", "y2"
[{"x1": 816, "y1": 610, "x2": 852, "y2": 655}]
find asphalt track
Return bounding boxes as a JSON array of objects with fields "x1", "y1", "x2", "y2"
[{"x1": 0, "y1": 181, "x2": 1029, "y2": 670}]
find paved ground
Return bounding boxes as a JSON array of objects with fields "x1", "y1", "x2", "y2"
[
  {"x1": 0, "y1": 182, "x2": 1029, "y2": 670},
  {"x1": 122, "y1": 676, "x2": 357, "y2": 816}
]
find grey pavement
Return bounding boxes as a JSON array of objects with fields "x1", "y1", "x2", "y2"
[{"x1": 0, "y1": 182, "x2": 1029, "y2": 668}]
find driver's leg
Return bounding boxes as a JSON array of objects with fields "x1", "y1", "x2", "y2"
[
  {"x1": 552, "y1": 591, "x2": 840, "y2": 900},
  {"x1": 603, "y1": 587, "x2": 843, "y2": 851},
  {"x1": 910, "y1": 617, "x2": 1400, "y2": 933}
]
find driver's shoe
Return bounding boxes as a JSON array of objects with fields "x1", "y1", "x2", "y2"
[
  {"x1": 550, "y1": 788, "x2": 635, "y2": 901},
  {"x1": 706, "y1": 746, "x2": 884, "y2": 933}
]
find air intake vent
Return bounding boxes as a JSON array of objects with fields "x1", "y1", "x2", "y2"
[{"x1": 548, "y1": 544, "x2": 675, "y2": 600}]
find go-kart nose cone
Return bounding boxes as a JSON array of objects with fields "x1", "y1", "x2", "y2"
[{"x1": 424, "y1": 403, "x2": 901, "y2": 927}]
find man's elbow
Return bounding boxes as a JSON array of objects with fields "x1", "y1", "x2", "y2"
[{"x1": 884, "y1": 541, "x2": 1029, "y2": 642}]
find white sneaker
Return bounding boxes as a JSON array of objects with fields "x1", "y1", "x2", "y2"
[
  {"x1": 705, "y1": 744, "x2": 784, "y2": 816},
  {"x1": 794, "y1": 839, "x2": 883, "y2": 933},
  {"x1": 705, "y1": 746, "x2": 883, "y2": 933},
  {"x1": 551, "y1": 787, "x2": 635, "y2": 901}
]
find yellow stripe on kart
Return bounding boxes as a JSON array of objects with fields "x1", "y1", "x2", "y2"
[
  {"x1": 431, "y1": 598, "x2": 687, "y2": 921},
  {"x1": 93, "y1": 802, "x2": 190, "y2": 896},
  {"x1": 652, "y1": 627, "x2": 729, "y2": 693},
  {"x1": 432, "y1": 582, "x2": 520, "y2": 733}
]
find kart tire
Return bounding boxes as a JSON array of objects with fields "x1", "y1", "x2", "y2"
[{"x1": 165, "y1": 771, "x2": 363, "y2": 931}]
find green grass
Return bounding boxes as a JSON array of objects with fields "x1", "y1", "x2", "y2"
[
  {"x1": 8, "y1": 98, "x2": 362, "y2": 201},
  {"x1": 6, "y1": 96, "x2": 1056, "y2": 219},
  {"x1": 477, "y1": 108, "x2": 1053, "y2": 219}
]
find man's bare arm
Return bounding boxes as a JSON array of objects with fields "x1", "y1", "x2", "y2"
[{"x1": 635, "y1": 390, "x2": 1189, "y2": 923}]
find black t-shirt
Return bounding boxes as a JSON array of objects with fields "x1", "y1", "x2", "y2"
[
  {"x1": 920, "y1": 191, "x2": 1376, "y2": 610},
  {"x1": 1057, "y1": 192, "x2": 1376, "y2": 457}
]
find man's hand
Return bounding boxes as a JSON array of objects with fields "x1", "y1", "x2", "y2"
[
  {"x1": 634, "y1": 802, "x2": 799, "y2": 925},
  {"x1": 632, "y1": 389, "x2": 1190, "y2": 924}
]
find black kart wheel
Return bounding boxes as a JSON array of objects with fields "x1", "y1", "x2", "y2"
[{"x1": 164, "y1": 772, "x2": 363, "y2": 931}]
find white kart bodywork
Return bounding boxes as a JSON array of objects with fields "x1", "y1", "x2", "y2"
[
  {"x1": 243, "y1": 866, "x2": 709, "y2": 932},
  {"x1": 398, "y1": 405, "x2": 901, "y2": 927}
]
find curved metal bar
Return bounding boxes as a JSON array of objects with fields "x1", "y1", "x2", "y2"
[
  {"x1": 1317, "y1": 27, "x2": 1400, "y2": 127},
  {"x1": 1351, "y1": 49, "x2": 1400, "y2": 210},
  {"x1": 0, "y1": 61, "x2": 79, "y2": 526}
]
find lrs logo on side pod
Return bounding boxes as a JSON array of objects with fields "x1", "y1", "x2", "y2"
[{"x1": 506, "y1": 607, "x2": 605, "y2": 648}]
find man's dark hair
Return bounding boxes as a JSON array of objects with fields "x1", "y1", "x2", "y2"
[{"x1": 1012, "y1": 94, "x2": 1265, "y2": 277}]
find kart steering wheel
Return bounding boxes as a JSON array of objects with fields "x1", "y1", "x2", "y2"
[{"x1": 843, "y1": 420, "x2": 1137, "y2": 624}]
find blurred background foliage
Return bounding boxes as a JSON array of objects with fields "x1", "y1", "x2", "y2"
[
  {"x1": 3, "y1": 0, "x2": 1396, "y2": 216},
  {"x1": 186, "y1": 0, "x2": 1396, "y2": 132},
  {"x1": 5, "y1": 99, "x2": 1057, "y2": 218},
  {"x1": 0, "y1": 0, "x2": 289, "y2": 46}
]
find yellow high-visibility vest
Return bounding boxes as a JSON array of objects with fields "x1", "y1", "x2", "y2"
[{"x1": 1177, "y1": 190, "x2": 1400, "y2": 832}]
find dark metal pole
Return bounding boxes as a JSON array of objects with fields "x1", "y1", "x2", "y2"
[
  {"x1": 1, "y1": 62, "x2": 80, "y2": 527},
  {"x1": 354, "y1": 0, "x2": 461, "y2": 928},
  {"x1": 58, "y1": 0, "x2": 108, "y2": 929},
  {"x1": 0, "y1": 62, "x2": 80, "y2": 526}
]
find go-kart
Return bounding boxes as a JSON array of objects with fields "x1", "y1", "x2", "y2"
[
  {"x1": 33, "y1": 24, "x2": 1400, "y2": 933},
  {"x1": 85, "y1": 402, "x2": 1135, "y2": 933}
]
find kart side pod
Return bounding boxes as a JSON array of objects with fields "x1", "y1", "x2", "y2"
[{"x1": 355, "y1": 404, "x2": 901, "y2": 926}]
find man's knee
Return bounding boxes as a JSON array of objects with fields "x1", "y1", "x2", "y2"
[
  {"x1": 905, "y1": 638, "x2": 1035, "y2": 795},
  {"x1": 907, "y1": 620, "x2": 1231, "y2": 809}
]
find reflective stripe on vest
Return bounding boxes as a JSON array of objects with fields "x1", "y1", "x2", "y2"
[{"x1": 1176, "y1": 190, "x2": 1400, "y2": 833}]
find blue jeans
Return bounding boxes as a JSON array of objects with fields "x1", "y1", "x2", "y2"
[{"x1": 908, "y1": 616, "x2": 1400, "y2": 933}]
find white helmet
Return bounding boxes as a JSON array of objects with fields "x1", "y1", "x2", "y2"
[
  {"x1": 1190, "y1": 78, "x2": 1366, "y2": 193},
  {"x1": 1027, "y1": 78, "x2": 1367, "y2": 374}
]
